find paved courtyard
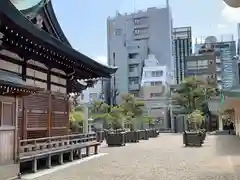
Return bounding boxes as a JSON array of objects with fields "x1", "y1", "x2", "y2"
[{"x1": 28, "y1": 134, "x2": 240, "y2": 180}]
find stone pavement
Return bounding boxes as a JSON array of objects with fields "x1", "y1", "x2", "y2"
[{"x1": 29, "y1": 134, "x2": 240, "y2": 180}]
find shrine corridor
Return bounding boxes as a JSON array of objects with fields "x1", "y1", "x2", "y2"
[{"x1": 23, "y1": 134, "x2": 240, "y2": 180}]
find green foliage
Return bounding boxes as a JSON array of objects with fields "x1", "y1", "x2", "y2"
[
  {"x1": 187, "y1": 109, "x2": 204, "y2": 131},
  {"x1": 120, "y1": 93, "x2": 145, "y2": 129},
  {"x1": 121, "y1": 93, "x2": 144, "y2": 117},
  {"x1": 74, "y1": 105, "x2": 83, "y2": 112},
  {"x1": 173, "y1": 76, "x2": 218, "y2": 113},
  {"x1": 89, "y1": 100, "x2": 109, "y2": 121},
  {"x1": 69, "y1": 107, "x2": 84, "y2": 133},
  {"x1": 108, "y1": 106, "x2": 125, "y2": 129},
  {"x1": 88, "y1": 94, "x2": 145, "y2": 130}
]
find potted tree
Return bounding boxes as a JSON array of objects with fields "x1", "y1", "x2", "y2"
[
  {"x1": 183, "y1": 109, "x2": 205, "y2": 146},
  {"x1": 89, "y1": 100, "x2": 111, "y2": 142},
  {"x1": 120, "y1": 94, "x2": 144, "y2": 143},
  {"x1": 105, "y1": 106, "x2": 127, "y2": 146}
]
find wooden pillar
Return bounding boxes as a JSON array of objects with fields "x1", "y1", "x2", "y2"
[
  {"x1": 22, "y1": 98, "x2": 28, "y2": 139},
  {"x1": 47, "y1": 68, "x2": 51, "y2": 90},
  {"x1": 48, "y1": 92, "x2": 52, "y2": 137},
  {"x1": 14, "y1": 96, "x2": 18, "y2": 162},
  {"x1": 66, "y1": 95, "x2": 70, "y2": 135},
  {"x1": 22, "y1": 59, "x2": 27, "y2": 81},
  {"x1": 22, "y1": 59, "x2": 27, "y2": 139}
]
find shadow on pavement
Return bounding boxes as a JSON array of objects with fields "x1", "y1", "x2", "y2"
[{"x1": 215, "y1": 135, "x2": 240, "y2": 156}]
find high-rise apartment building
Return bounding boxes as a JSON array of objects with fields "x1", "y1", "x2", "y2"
[
  {"x1": 106, "y1": 6, "x2": 173, "y2": 104},
  {"x1": 172, "y1": 27, "x2": 192, "y2": 84},
  {"x1": 237, "y1": 23, "x2": 240, "y2": 55}
]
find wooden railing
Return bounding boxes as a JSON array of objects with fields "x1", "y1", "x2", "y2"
[{"x1": 19, "y1": 133, "x2": 97, "y2": 156}]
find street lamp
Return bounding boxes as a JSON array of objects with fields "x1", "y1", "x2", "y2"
[{"x1": 223, "y1": 0, "x2": 240, "y2": 7}]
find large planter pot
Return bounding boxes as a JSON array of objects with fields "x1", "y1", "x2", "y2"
[
  {"x1": 106, "y1": 132, "x2": 126, "y2": 146},
  {"x1": 96, "y1": 131, "x2": 105, "y2": 142},
  {"x1": 183, "y1": 131, "x2": 203, "y2": 147},
  {"x1": 199, "y1": 129, "x2": 206, "y2": 142},
  {"x1": 139, "y1": 130, "x2": 149, "y2": 140},
  {"x1": 148, "y1": 129, "x2": 159, "y2": 138},
  {"x1": 126, "y1": 131, "x2": 140, "y2": 143}
]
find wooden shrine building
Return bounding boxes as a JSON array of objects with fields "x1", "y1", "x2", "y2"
[{"x1": 0, "y1": 0, "x2": 117, "y2": 179}]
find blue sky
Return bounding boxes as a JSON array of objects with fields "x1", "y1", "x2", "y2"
[{"x1": 52, "y1": 0, "x2": 240, "y2": 64}]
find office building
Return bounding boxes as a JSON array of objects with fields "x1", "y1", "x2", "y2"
[
  {"x1": 193, "y1": 36, "x2": 236, "y2": 89},
  {"x1": 172, "y1": 27, "x2": 192, "y2": 84},
  {"x1": 215, "y1": 41, "x2": 236, "y2": 89},
  {"x1": 107, "y1": 6, "x2": 173, "y2": 104},
  {"x1": 185, "y1": 43, "x2": 217, "y2": 85}
]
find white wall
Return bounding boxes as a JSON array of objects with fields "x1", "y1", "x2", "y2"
[{"x1": 78, "y1": 80, "x2": 103, "y2": 104}]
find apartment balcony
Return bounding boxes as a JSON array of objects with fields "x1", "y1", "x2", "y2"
[
  {"x1": 216, "y1": 58, "x2": 221, "y2": 63},
  {"x1": 128, "y1": 70, "x2": 140, "y2": 77},
  {"x1": 128, "y1": 58, "x2": 141, "y2": 65},
  {"x1": 128, "y1": 83, "x2": 140, "y2": 91},
  {"x1": 216, "y1": 67, "x2": 221, "y2": 72},
  {"x1": 217, "y1": 75, "x2": 222, "y2": 81},
  {"x1": 134, "y1": 34, "x2": 149, "y2": 40},
  {"x1": 133, "y1": 23, "x2": 149, "y2": 29}
]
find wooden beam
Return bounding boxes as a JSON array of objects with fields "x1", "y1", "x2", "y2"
[
  {"x1": 26, "y1": 75, "x2": 66, "y2": 88},
  {"x1": 0, "y1": 52, "x2": 68, "y2": 79}
]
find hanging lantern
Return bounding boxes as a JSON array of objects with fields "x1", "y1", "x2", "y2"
[{"x1": 223, "y1": 0, "x2": 240, "y2": 8}]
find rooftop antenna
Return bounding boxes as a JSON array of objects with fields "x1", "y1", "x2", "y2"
[
  {"x1": 133, "y1": 0, "x2": 136, "y2": 12},
  {"x1": 166, "y1": 0, "x2": 169, "y2": 7}
]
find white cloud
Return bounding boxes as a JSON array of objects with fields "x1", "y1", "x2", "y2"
[
  {"x1": 222, "y1": 3, "x2": 240, "y2": 22},
  {"x1": 95, "y1": 56, "x2": 108, "y2": 65}
]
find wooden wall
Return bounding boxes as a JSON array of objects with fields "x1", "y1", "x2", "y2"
[
  {"x1": 0, "y1": 50, "x2": 71, "y2": 139},
  {"x1": 0, "y1": 96, "x2": 17, "y2": 165},
  {"x1": 18, "y1": 91, "x2": 69, "y2": 139},
  {"x1": 0, "y1": 50, "x2": 67, "y2": 94}
]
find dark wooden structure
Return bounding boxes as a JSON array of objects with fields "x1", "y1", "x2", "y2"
[{"x1": 0, "y1": 0, "x2": 117, "y2": 179}]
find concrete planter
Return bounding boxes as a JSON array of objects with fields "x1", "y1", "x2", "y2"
[
  {"x1": 183, "y1": 131, "x2": 203, "y2": 147},
  {"x1": 199, "y1": 129, "x2": 206, "y2": 142},
  {"x1": 125, "y1": 131, "x2": 140, "y2": 143},
  {"x1": 139, "y1": 130, "x2": 149, "y2": 140},
  {"x1": 106, "y1": 132, "x2": 126, "y2": 146},
  {"x1": 148, "y1": 129, "x2": 159, "y2": 138},
  {"x1": 96, "y1": 131, "x2": 105, "y2": 142}
]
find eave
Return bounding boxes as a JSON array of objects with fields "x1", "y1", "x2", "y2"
[
  {"x1": 0, "y1": 0, "x2": 117, "y2": 78},
  {"x1": 0, "y1": 69, "x2": 42, "y2": 95}
]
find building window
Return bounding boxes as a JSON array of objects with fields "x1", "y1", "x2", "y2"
[
  {"x1": 1, "y1": 102, "x2": 13, "y2": 126},
  {"x1": 151, "y1": 71, "x2": 163, "y2": 77},
  {"x1": 144, "y1": 71, "x2": 151, "y2": 77},
  {"x1": 114, "y1": 29, "x2": 122, "y2": 36},
  {"x1": 129, "y1": 77, "x2": 139, "y2": 84},
  {"x1": 150, "y1": 93, "x2": 161, "y2": 98},
  {"x1": 81, "y1": 94, "x2": 84, "y2": 100},
  {"x1": 129, "y1": 66, "x2": 135, "y2": 72},
  {"x1": 89, "y1": 93, "x2": 98, "y2": 102},
  {"x1": 134, "y1": 29, "x2": 140, "y2": 35},
  {"x1": 134, "y1": 28, "x2": 148, "y2": 36},
  {"x1": 128, "y1": 53, "x2": 138, "y2": 59},
  {"x1": 150, "y1": 81, "x2": 162, "y2": 86},
  {"x1": 134, "y1": 19, "x2": 140, "y2": 25}
]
